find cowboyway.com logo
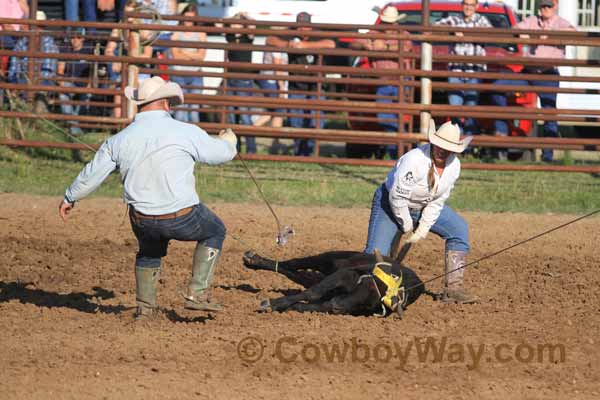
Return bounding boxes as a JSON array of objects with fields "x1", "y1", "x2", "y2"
[{"x1": 236, "y1": 336, "x2": 566, "y2": 370}]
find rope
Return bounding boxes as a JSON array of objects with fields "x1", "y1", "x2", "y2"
[
  {"x1": 236, "y1": 154, "x2": 284, "y2": 235},
  {"x1": 404, "y1": 209, "x2": 600, "y2": 293}
]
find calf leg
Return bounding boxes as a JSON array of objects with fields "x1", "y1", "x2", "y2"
[
  {"x1": 288, "y1": 279, "x2": 379, "y2": 315},
  {"x1": 264, "y1": 269, "x2": 361, "y2": 312},
  {"x1": 244, "y1": 250, "x2": 360, "y2": 275}
]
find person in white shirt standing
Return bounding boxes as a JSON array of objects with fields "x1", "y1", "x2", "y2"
[
  {"x1": 364, "y1": 121, "x2": 477, "y2": 304},
  {"x1": 58, "y1": 76, "x2": 238, "y2": 318}
]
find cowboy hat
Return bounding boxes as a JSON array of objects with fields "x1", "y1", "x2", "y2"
[
  {"x1": 380, "y1": 6, "x2": 407, "y2": 23},
  {"x1": 124, "y1": 76, "x2": 184, "y2": 106},
  {"x1": 428, "y1": 121, "x2": 473, "y2": 153}
]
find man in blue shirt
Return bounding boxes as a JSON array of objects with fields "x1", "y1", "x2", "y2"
[{"x1": 59, "y1": 76, "x2": 238, "y2": 318}]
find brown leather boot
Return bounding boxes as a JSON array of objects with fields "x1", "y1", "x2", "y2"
[
  {"x1": 442, "y1": 250, "x2": 479, "y2": 304},
  {"x1": 135, "y1": 266, "x2": 161, "y2": 319},
  {"x1": 183, "y1": 244, "x2": 223, "y2": 311}
]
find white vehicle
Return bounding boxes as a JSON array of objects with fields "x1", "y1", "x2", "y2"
[{"x1": 196, "y1": 0, "x2": 390, "y2": 25}]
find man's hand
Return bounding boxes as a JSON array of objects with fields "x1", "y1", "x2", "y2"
[
  {"x1": 219, "y1": 128, "x2": 238, "y2": 148},
  {"x1": 405, "y1": 229, "x2": 427, "y2": 244},
  {"x1": 59, "y1": 199, "x2": 75, "y2": 222}
]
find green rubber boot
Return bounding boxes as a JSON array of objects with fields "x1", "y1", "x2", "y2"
[
  {"x1": 184, "y1": 244, "x2": 223, "y2": 311},
  {"x1": 135, "y1": 266, "x2": 161, "y2": 319}
]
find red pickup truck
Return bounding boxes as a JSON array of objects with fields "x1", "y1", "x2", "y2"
[{"x1": 347, "y1": 1, "x2": 536, "y2": 157}]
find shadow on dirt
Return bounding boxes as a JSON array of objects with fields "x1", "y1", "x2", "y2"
[
  {"x1": 162, "y1": 308, "x2": 214, "y2": 324},
  {"x1": 218, "y1": 284, "x2": 261, "y2": 294},
  {"x1": 0, "y1": 281, "x2": 127, "y2": 314}
]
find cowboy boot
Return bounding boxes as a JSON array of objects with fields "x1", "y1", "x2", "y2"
[
  {"x1": 442, "y1": 250, "x2": 479, "y2": 304},
  {"x1": 184, "y1": 244, "x2": 223, "y2": 311},
  {"x1": 135, "y1": 266, "x2": 161, "y2": 319}
]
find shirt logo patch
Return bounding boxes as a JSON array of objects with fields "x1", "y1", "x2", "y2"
[{"x1": 402, "y1": 171, "x2": 415, "y2": 185}]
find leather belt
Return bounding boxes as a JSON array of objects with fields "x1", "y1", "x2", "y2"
[{"x1": 132, "y1": 206, "x2": 194, "y2": 220}]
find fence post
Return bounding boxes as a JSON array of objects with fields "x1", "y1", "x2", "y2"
[
  {"x1": 127, "y1": 31, "x2": 140, "y2": 119},
  {"x1": 420, "y1": 0, "x2": 433, "y2": 135},
  {"x1": 314, "y1": 54, "x2": 323, "y2": 157}
]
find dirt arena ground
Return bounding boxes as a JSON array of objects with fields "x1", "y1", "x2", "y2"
[{"x1": 1, "y1": 194, "x2": 599, "y2": 399}]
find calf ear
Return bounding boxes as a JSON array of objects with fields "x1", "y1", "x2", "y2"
[{"x1": 374, "y1": 248, "x2": 384, "y2": 264}]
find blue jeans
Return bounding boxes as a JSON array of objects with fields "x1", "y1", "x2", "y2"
[
  {"x1": 59, "y1": 81, "x2": 85, "y2": 135},
  {"x1": 255, "y1": 79, "x2": 285, "y2": 113},
  {"x1": 65, "y1": 0, "x2": 97, "y2": 21},
  {"x1": 289, "y1": 92, "x2": 324, "y2": 156},
  {"x1": 129, "y1": 203, "x2": 226, "y2": 268},
  {"x1": 491, "y1": 69, "x2": 559, "y2": 161},
  {"x1": 448, "y1": 76, "x2": 480, "y2": 135},
  {"x1": 375, "y1": 85, "x2": 406, "y2": 158},
  {"x1": 227, "y1": 78, "x2": 256, "y2": 153},
  {"x1": 364, "y1": 184, "x2": 470, "y2": 256},
  {"x1": 172, "y1": 75, "x2": 203, "y2": 123}
]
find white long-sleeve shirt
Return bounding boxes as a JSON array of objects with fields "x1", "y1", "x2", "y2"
[
  {"x1": 385, "y1": 144, "x2": 460, "y2": 236},
  {"x1": 65, "y1": 110, "x2": 237, "y2": 215}
]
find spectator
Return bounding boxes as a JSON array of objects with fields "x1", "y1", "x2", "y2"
[
  {"x1": 224, "y1": 12, "x2": 257, "y2": 154},
  {"x1": 96, "y1": 0, "x2": 128, "y2": 22},
  {"x1": 267, "y1": 11, "x2": 335, "y2": 156},
  {"x1": 65, "y1": 0, "x2": 98, "y2": 22},
  {"x1": 253, "y1": 38, "x2": 288, "y2": 144},
  {"x1": 142, "y1": 0, "x2": 177, "y2": 42},
  {"x1": 350, "y1": 6, "x2": 413, "y2": 159},
  {"x1": 491, "y1": 0, "x2": 575, "y2": 162},
  {"x1": 170, "y1": 3, "x2": 206, "y2": 123},
  {"x1": 57, "y1": 27, "x2": 94, "y2": 135},
  {"x1": 8, "y1": 11, "x2": 58, "y2": 86},
  {"x1": 435, "y1": 0, "x2": 492, "y2": 138},
  {"x1": 104, "y1": 0, "x2": 141, "y2": 118},
  {"x1": 0, "y1": 0, "x2": 29, "y2": 32}
]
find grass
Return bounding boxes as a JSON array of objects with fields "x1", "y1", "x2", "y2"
[{"x1": 1, "y1": 142, "x2": 599, "y2": 215}]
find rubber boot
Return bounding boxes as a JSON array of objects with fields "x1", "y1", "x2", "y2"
[
  {"x1": 184, "y1": 244, "x2": 223, "y2": 311},
  {"x1": 442, "y1": 250, "x2": 479, "y2": 304},
  {"x1": 135, "y1": 266, "x2": 161, "y2": 319}
]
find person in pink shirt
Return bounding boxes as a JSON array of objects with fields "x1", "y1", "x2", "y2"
[
  {"x1": 491, "y1": 0, "x2": 575, "y2": 162},
  {"x1": 0, "y1": 0, "x2": 29, "y2": 31}
]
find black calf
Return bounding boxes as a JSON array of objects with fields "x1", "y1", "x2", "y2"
[{"x1": 243, "y1": 250, "x2": 424, "y2": 316}]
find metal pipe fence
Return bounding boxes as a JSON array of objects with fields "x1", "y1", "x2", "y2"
[{"x1": 0, "y1": 15, "x2": 598, "y2": 172}]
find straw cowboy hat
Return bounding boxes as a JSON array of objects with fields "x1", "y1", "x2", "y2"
[
  {"x1": 380, "y1": 6, "x2": 407, "y2": 23},
  {"x1": 428, "y1": 121, "x2": 473, "y2": 153},
  {"x1": 125, "y1": 76, "x2": 184, "y2": 106}
]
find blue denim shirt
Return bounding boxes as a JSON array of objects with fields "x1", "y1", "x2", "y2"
[{"x1": 65, "y1": 110, "x2": 237, "y2": 214}]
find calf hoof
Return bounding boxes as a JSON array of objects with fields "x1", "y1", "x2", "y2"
[
  {"x1": 259, "y1": 299, "x2": 272, "y2": 313},
  {"x1": 243, "y1": 251, "x2": 260, "y2": 269},
  {"x1": 243, "y1": 251, "x2": 274, "y2": 271}
]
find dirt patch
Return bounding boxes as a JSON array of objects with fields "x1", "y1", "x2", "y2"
[{"x1": 1, "y1": 194, "x2": 598, "y2": 399}]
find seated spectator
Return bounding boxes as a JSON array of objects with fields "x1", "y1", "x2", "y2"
[
  {"x1": 170, "y1": 3, "x2": 206, "y2": 123},
  {"x1": 57, "y1": 27, "x2": 93, "y2": 135},
  {"x1": 435, "y1": 0, "x2": 492, "y2": 138},
  {"x1": 350, "y1": 6, "x2": 412, "y2": 159},
  {"x1": 253, "y1": 39, "x2": 288, "y2": 140},
  {"x1": 8, "y1": 11, "x2": 58, "y2": 86},
  {"x1": 267, "y1": 11, "x2": 335, "y2": 156},
  {"x1": 225, "y1": 12, "x2": 257, "y2": 154},
  {"x1": 491, "y1": 0, "x2": 575, "y2": 162}
]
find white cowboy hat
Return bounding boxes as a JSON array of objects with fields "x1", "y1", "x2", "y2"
[
  {"x1": 124, "y1": 76, "x2": 184, "y2": 106},
  {"x1": 380, "y1": 6, "x2": 407, "y2": 23},
  {"x1": 428, "y1": 121, "x2": 473, "y2": 153}
]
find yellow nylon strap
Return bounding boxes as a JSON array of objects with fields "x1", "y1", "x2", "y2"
[{"x1": 373, "y1": 263, "x2": 403, "y2": 310}]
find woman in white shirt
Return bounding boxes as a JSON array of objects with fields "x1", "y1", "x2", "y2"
[{"x1": 364, "y1": 121, "x2": 477, "y2": 304}]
